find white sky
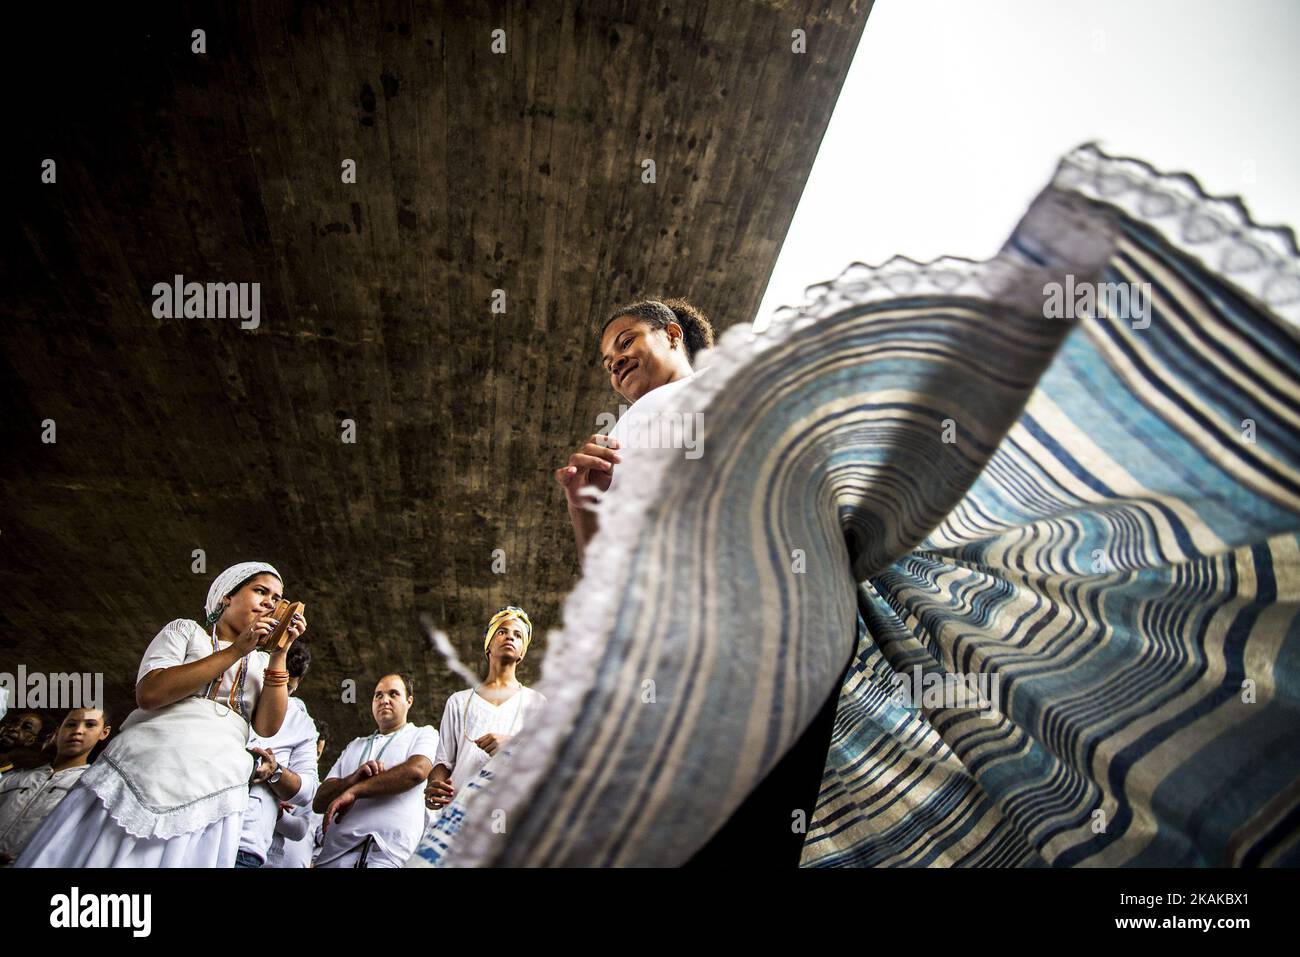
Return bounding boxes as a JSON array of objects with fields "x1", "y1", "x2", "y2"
[{"x1": 753, "y1": 0, "x2": 1300, "y2": 329}]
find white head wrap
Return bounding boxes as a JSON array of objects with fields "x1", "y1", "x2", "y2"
[{"x1": 204, "y1": 561, "x2": 283, "y2": 622}]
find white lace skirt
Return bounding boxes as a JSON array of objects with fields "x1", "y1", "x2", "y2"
[{"x1": 16, "y1": 785, "x2": 242, "y2": 868}]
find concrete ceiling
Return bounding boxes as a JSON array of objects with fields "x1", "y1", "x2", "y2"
[{"x1": 1, "y1": 1, "x2": 873, "y2": 763}]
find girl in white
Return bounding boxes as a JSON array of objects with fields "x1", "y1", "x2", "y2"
[
  {"x1": 17, "y1": 561, "x2": 305, "y2": 868},
  {"x1": 555, "y1": 298, "x2": 715, "y2": 565},
  {"x1": 425, "y1": 606, "x2": 546, "y2": 813}
]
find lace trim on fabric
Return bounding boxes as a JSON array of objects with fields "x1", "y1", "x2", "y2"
[
  {"x1": 1053, "y1": 143, "x2": 1300, "y2": 332},
  {"x1": 81, "y1": 754, "x2": 249, "y2": 840},
  {"x1": 762, "y1": 142, "x2": 1299, "y2": 334}
]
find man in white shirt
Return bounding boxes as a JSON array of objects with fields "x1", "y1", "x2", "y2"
[
  {"x1": 313, "y1": 674, "x2": 437, "y2": 868},
  {"x1": 0, "y1": 707, "x2": 111, "y2": 865},
  {"x1": 235, "y1": 642, "x2": 320, "y2": 867}
]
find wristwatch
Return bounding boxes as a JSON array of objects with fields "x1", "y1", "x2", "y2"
[{"x1": 267, "y1": 764, "x2": 283, "y2": 785}]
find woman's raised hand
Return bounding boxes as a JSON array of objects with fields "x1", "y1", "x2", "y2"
[
  {"x1": 283, "y1": 610, "x2": 307, "y2": 646},
  {"x1": 554, "y1": 433, "x2": 622, "y2": 507},
  {"x1": 234, "y1": 616, "x2": 275, "y2": 655}
]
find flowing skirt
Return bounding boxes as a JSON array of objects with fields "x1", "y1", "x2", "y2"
[
  {"x1": 411, "y1": 144, "x2": 1300, "y2": 868},
  {"x1": 17, "y1": 784, "x2": 242, "y2": 868}
]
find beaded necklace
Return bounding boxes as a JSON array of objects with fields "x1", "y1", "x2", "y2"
[{"x1": 201, "y1": 623, "x2": 250, "y2": 719}]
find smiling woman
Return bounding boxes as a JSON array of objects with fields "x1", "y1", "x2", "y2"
[
  {"x1": 14, "y1": 561, "x2": 306, "y2": 868},
  {"x1": 557, "y1": 299, "x2": 717, "y2": 564}
]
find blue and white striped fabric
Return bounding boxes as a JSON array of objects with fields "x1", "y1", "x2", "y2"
[{"x1": 412, "y1": 145, "x2": 1300, "y2": 867}]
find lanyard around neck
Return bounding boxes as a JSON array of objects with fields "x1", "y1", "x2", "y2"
[{"x1": 359, "y1": 723, "x2": 407, "y2": 764}]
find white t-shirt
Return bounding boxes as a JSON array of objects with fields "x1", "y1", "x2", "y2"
[
  {"x1": 433, "y1": 687, "x2": 546, "y2": 792},
  {"x1": 316, "y1": 723, "x2": 439, "y2": 868},
  {"x1": 605, "y1": 366, "x2": 710, "y2": 494},
  {"x1": 238, "y1": 696, "x2": 319, "y2": 864}
]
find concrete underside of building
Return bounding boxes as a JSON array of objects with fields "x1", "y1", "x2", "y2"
[{"x1": 2, "y1": 1, "x2": 873, "y2": 758}]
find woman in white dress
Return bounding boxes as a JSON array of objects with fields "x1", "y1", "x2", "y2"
[
  {"x1": 17, "y1": 561, "x2": 305, "y2": 868},
  {"x1": 424, "y1": 607, "x2": 546, "y2": 812},
  {"x1": 554, "y1": 298, "x2": 714, "y2": 564},
  {"x1": 552, "y1": 299, "x2": 834, "y2": 865}
]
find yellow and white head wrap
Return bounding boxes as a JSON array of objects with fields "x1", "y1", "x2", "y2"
[{"x1": 484, "y1": 606, "x2": 533, "y2": 658}]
